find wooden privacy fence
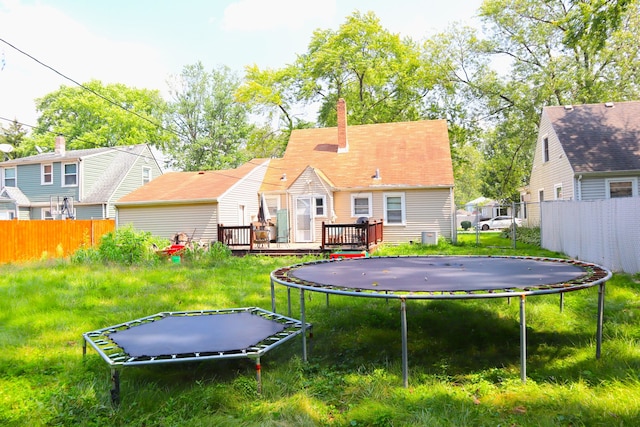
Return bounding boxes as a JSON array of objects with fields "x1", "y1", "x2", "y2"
[{"x1": 0, "y1": 219, "x2": 115, "y2": 264}]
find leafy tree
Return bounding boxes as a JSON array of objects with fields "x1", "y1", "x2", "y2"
[
  {"x1": 468, "y1": 0, "x2": 640, "y2": 201},
  {"x1": 0, "y1": 119, "x2": 27, "y2": 159},
  {"x1": 26, "y1": 80, "x2": 173, "y2": 155},
  {"x1": 295, "y1": 11, "x2": 437, "y2": 126},
  {"x1": 165, "y1": 63, "x2": 254, "y2": 171}
]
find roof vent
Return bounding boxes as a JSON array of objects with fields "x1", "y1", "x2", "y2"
[
  {"x1": 564, "y1": 105, "x2": 573, "y2": 111},
  {"x1": 605, "y1": 102, "x2": 614, "y2": 108}
]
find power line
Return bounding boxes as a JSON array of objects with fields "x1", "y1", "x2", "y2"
[
  {"x1": 0, "y1": 115, "x2": 290, "y2": 189},
  {"x1": 0, "y1": 37, "x2": 183, "y2": 139}
]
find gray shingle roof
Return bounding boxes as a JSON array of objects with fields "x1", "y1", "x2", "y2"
[
  {"x1": 83, "y1": 145, "x2": 148, "y2": 203},
  {"x1": 0, "y1": 186, "x2": 30, "y2": 205},
  {"x1": 544, "y1": 101, "x2": 640, "y2": 173}
]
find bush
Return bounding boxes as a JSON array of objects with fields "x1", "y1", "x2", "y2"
[
  {"x1": 461, "y1": 221, "x2": 472, "y2": 230},
  {"x1": 71, "y1": 224, "x2": 167, "y2": 265}
]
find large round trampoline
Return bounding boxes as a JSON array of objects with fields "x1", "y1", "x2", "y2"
[{"x1": 270, "y1": 256, "x2": 611, "y2": 385}]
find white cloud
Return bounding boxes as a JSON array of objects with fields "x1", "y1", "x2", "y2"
[
  {"x1": 0, "y1": 1, "x2": 168, "y2": 126},
  {"x1": 221, "y1": 0, "x2": 336, "y2": 31}
]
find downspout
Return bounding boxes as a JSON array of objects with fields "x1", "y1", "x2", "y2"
[
  {"x1": 450, "y1": 187, "x2": 457, "y2": 244},
  {"x1": 577, "y1": 175, "x2": 582, "y2": 201}
]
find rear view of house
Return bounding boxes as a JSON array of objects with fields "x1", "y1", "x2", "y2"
[
  {"x1": 0, "y1": 136, "x2": 162, "y2": 220},
  {"x1": 260, "y1": 98, "x2": 455, "y2": 245}
]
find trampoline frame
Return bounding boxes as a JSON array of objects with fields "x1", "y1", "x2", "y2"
[
  {"x1": 269, "y1": 255, "x2": 612, "y2": 386},
  {"x1": 83, "y1": 307, "x2": 307, "y2": 403}
]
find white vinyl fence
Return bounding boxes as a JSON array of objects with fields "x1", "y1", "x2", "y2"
[{"x1": 541, "y1": 198, "x2": 640, "y2": 274}]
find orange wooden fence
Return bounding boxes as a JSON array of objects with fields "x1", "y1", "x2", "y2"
[{"x1": 0, "y1": 219, "x2": 115, "y2": 264}]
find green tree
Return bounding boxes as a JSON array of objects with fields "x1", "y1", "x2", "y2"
[
  {"x1": 0, "y1": 119, "x2": 27, "y2": 159},
  {"x1": 295, "y1": 11, "x2": 436, "y2": 126},
  {"x1": 166, "y1": 63, "x2": 254, "y2": 171},
  {"x1": 470, "y1": 0, "x2": 640, "y2": 201},
  {"x1": 26, "y1": 80, "x2": 173, "y2": 155}
]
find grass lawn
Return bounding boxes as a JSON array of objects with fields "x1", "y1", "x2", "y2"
[{"x1": 2, "y1": 233, "x2": 640, "y2": 426}]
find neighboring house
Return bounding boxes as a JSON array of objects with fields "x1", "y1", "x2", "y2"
[
  {"x1": 526, "y1": 101, "x2": 640, "y2": 223},
  {"x1": 0, "y1": 136, "x2": 162, "y2": 220},
  {"x1": 260, "y1": 98, "x2": 455, "y2": 245},
  {"x1": 114, "y1": 160, "x2": 270, "y2": 243}
]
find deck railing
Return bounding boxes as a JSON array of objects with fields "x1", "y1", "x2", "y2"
[
  {"x1": 321, "y1": 219, "x2": 383, "y2": 250},
  {"x1": 217, "y1": 224, "x2": 273, "y2": 251},
  {"x1": 217, "y1": 220, "x2": 384, "y2": 252}
]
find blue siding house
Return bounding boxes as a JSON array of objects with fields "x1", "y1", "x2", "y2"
[{"x1": 0, "y1": 136, "x2": 163, "y2": 220}]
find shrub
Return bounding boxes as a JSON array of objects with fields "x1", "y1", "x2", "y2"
[
  {"x1": 72, "y1": 224, "x2": 167, "y2": 265},
  {"x1": 461, "y1": 221, "x2": 472, "y2": 230}
]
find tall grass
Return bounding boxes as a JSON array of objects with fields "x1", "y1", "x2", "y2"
[{"x1": 2, "y1": 232, "x2": 640, "y2": 426}]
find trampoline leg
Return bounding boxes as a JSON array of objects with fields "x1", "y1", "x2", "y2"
[
  {"x1": 326, "y1": 293, "x2": 330, "y2": 308},
  {"x1": 559, "y1": 293, "x2": 564, "y2": 313},
  {"x1": 300, "y1": 289, "x2": 307, "y2": 362},
  {"x1": 270, "y1": 279, "x2": 276, "y2": 313},
  {"x1": 401, "y1": 298, "x2": 408, "y2": 388},
  {"x1": 596, "y1": 282, "x2": 606, "y2": 359},
  {"x1": 255, "y1": 357, "x2": 262, "y2": 395},
  {"x1": 110, "y1": 368, "x2": 120, "y2": 405},
  {"x1": 82, "y1": 338, "x2": 87, "y2": 357},
  {"x1": 519, "y1": 295, "x2": 527, "y2": 384},
  {"x1": 287, "y1": 288, "x2": 292, "y2": 318}
]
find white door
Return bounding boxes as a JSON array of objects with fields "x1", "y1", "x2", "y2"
[
  {"x1": 238, "y1": 204, "x2": 246, "y2": 225},
  {"x1": 295, "y1": 197, "x2": 312, "y2": 242}
]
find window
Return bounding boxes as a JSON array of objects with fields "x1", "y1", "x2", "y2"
[
  {"x1": 42, "y1": 164, "x2": 53, "y2": 185},
  {"x1": 265, "y1": 196, "x2": 279, "y2": 218},
  {"x1": 0, "y1": 210, "x2": 15, "y2": 220},
  {"x1": 351, "y1": 193, "x2": 372, "y2": 217},
  {"x1": 2, "y1": 167, "x2": 16, "y2": 187},
  {"x1": 554, "y1": 184, "x2": 563, "y2": 200},
  {"x1": 62, "y1": 163, "x2": 78, "y2": 187},
  {"x1": 543, "y1": 137, "x2": 549, "y2": 162},
  {"x1": 606, "y1": 178, "x2": 636, "y2": 198},
  {"x1": 384, "y1": 192, "x2": 405, "y2": 225},
  {"x1": 314, "y1": 196, "x2": 326, "y2": 216},
  {"x1": 142, "y1": 167, "x2": 152, "y2": 185},
  {"x1": 41, "y1": 208, "x2": 53, "y2": 220}
]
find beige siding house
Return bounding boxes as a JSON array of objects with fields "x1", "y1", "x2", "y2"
[
  {"x1": 114, "y1": 99, "x2": 455, "y2": 246},
  {"x1": 115, "y1": 160, "x2": 270, "y2": 242},
  {"x1": 526, "y1": 101, "x2": 640, "y2": 224},
  {"x1": 260, "y1": 99, "x2": 455, "y2": 245}
]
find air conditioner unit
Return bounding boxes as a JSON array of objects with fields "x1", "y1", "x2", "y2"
[{"x1": 421, "y1": 231, "x2": 438, "y2": 245}]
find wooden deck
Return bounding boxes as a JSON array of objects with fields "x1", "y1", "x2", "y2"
[{"x1": 218, "y1": 220, "x2": 383, "y2": 257}]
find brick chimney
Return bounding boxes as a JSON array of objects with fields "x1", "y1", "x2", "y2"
[
  {"x1": 337, "y1": 98, "x2": 348, "y2": 153},
  {"x1": 55, "y1": 135, "x2": 66, "y2": 156}
]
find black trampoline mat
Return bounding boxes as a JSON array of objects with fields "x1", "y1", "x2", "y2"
[
  {"x1": 290, "y1": 256, "x2": 587, "y2": 292},
  {"x1": 108, "y1": 311, "x2": 286, "y2": 358}
]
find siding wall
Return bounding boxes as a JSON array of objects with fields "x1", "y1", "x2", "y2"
[
  {"x1": 117, "y1": 203, "x2": 218, "y2": 243},
  {"x1": 106, "y1": 147, "x2": 164, "y2": 218},
  {"x1": 527, "y1": 112, "x2": 576, "y2": 223},
  {"x1": 333, "y1": 188, "x2": 453, "y2": 244},
  {"x1": 218, "y1": 162, "x2": 269, "y2": 226},
  {"x1": 15, "y1": 162, "x2": 79, "y2": 203}
]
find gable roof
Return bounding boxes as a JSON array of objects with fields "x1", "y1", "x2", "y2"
[
  {"x1": 0, "y1": 146, "x2": 115, "y2": 166},
  {"x1": 261, "y1": 119, "x2": 453, "y2": 192},
  {"x1": 83, "y1": 145, "x2": 155, "y2": 203},
  {"x1": 544, "y1": 101, "x2": 640, "y2": 173},
  {"x1": 0, "y1": 186, "x2": 30, "y2": 205},
  {"x1": 116, "y1": 160, "x2": 269, "y2": 205}
]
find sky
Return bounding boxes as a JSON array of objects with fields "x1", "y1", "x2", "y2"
[{"x1": 0, "y1": 0, "x2": 484, "y2": 131}]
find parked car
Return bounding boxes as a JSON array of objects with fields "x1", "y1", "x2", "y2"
[{"x1": 476, "y1": 216, "x2": 522, "y2": 231}]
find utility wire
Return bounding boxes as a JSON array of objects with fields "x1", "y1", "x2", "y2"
[{"x1": 0, "y1": 37, "x2": 183, "y2": 139}]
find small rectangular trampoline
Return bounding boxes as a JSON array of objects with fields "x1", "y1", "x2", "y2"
[{"x1": 83, "y1": 307, "x2": 308, "y2": 403}]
